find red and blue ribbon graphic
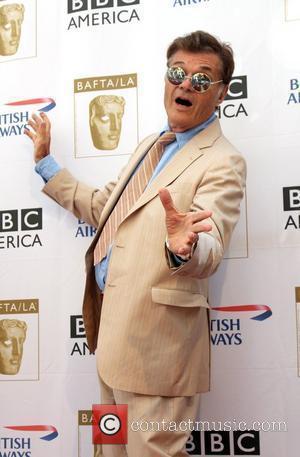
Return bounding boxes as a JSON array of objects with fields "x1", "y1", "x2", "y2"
[
  {"x1": 4, "y1": 425, "x2": 58, "y2": 441},
  {"x1": 5, "y1": 98, "x2": 56, "y2": 112},
  {"x1": 211, "y1": 304, "x2": 272, "y2": 321}
]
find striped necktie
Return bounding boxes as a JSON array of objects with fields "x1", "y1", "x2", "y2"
[{"x1": 93, "y1": 131, "x2": 176, "y2": 265}]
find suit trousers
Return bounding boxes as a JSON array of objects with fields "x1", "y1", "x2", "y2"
[{"x1": 95, "y1": 376, "x2": 201, "y2": 457}]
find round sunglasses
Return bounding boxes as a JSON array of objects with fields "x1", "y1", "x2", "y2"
[{"x1": 166, "y1": 66, "x2": 223, "y2": 93}]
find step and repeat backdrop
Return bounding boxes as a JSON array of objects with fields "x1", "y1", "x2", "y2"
[{"x1": 0, "y1": 0, "x2": 299, "y2": 456}]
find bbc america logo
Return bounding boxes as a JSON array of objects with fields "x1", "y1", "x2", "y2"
[
  {"x1": 0, "y1": 208, "x2": 43, "y2": 249},
  {"x1": 0, "y1": 208, "x2": 42, "y2": 232},
  {"x1": 218, "y1": 76, "x2": 248, "y2": 119},
  {"x1": 186, "y1": 430, "x2": 260, "y2": 455},
  {"x1": 283, "y1": 187, "x2": 300, "y2": 211},
  {"x1": 67, "y1": 0, "x2": 140, "y2": 12},
  {"x1": 282, "y1": 187, "x2": 300, "y2": 230},
  {"x1": 67, "y1": 0, "x2": 141, "y2": 29},
  {"x1": 69, "y1": 315, "x2": 94, "y2": 356}
]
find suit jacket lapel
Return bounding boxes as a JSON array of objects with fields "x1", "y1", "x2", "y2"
[{"x1": 123, "y1": 118, "x2": 222, "y2": 219}]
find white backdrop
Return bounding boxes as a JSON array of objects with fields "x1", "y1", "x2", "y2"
[{"x1": 0, "y1": 0, "x2": 299, "y2": 456}]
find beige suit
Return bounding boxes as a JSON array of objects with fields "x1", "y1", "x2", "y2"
[{"x1": 44, "y1": 118, "x2": 246, "y2": 397}]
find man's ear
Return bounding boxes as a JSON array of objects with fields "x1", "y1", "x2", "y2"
[{"x1": 218, "y1": 84, "x2": 229, "y2": 105}]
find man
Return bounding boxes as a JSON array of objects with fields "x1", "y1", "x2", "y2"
[
  {"x1": 0, "y1": 3, "x2": 25, "y2": 56},
  {"x1": 0, "y1": 319, "x2": 27, "y2": 375},
  {"x1": 89, "y1": 95, "x2": 125, "y2": 150},
  {"x1": 25, "y1": 31, "x2": 246, "y2": 456}
]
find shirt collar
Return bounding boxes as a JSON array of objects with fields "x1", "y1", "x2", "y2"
[{"x1": 161, "y1": 112, "x2": 216, "y2": 149}]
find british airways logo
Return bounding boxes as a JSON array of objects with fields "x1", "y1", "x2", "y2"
[
  {"x1": 0, "y1": 98, "x2": 56, "y2": 138},
  {"x1": 211, "y1": 304, "x2": 272, "y2": 346},
  {"x1": 0, "y1": 425, "x2": 58, "y2": 457}
]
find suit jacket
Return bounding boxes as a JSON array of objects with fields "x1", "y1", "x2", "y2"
[{"x1": 43, "y1": 119, "x2": 246, "y2": 396}]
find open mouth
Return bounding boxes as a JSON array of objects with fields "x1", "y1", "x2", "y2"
[{"x1": 175, "y1": 97, "x2": 192, "y2": 107}]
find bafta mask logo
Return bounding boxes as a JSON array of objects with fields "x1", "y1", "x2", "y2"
[
  {"x1": 89, "y1": 95, "x2": 125, "y2": 151},
  {"x1": 0, "y1": 319, "x2": 27, "y2": 375},
  {"x1": 0, "y1": 3, "x2": 25, "y2": 56}
]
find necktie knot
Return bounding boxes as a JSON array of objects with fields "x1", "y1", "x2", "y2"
[{"x1": 157, "y1": 131, "x2": 176, "y2": 147}]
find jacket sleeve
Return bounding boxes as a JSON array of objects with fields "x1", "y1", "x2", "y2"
[
  {"x1": 42, "y1": 168, "x2": 116, "y2": 228},
  {"x1": 41, "y1": 134, "x2": 158, "y2": 229},
  {"x1": 166, "y1": 151, "x2": 246, "y2": 279}
]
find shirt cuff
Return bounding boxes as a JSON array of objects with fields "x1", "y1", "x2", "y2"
[
  {"x1": 35, "y1": 155, "x2": 61, "y2": 183},
  {"x1": 165, "y1": 239, "x2": 197, "y2": 267}
]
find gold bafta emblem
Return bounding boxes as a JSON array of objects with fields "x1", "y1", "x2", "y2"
[
  {"x1": 89, "y1": 95, "x2": 125, "y2": 150},
  {"x1": 0, "y1": 3, "x2": 25, "y2": 56},
  {"x1": 0, "y1": 319, "x2": 27, "y2": 375}
]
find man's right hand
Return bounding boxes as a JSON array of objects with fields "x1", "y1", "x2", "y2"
[{"x1": 24, "y1": 112, "x2": 51, "y2": 163}]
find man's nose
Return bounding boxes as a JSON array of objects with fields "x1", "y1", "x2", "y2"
[{"x1": 178, "y1": 76, "x2": 193, "y2": 91}]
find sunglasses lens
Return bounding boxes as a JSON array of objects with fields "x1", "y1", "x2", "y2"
[
  {"x1": 191, "y1": 73, "x2": 211, "y2": 92},
  {"x1": 167, "y1": 68, "x2": 214, "y2": 92},
  {"x1": 167, "y1": 67, "x2": 185, "y2": 85}
]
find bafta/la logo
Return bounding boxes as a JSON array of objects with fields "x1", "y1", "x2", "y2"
[
  {"x1": 74, "y1": 73, "x2": 138, "y2": 158},
  {"x1": 0, "y1": 2, "x2": 24, "y2": 56},
  {"x1": 78, "y1": 410, "x2": 103, "y2": 457},
  {"x1": 89, "y1": 95, "x2": 125, "y2": 151},
  {"x1": 0, "y1": 0, "x2": 37, "y2": 63},
  {"x1": 78, "y1": 409, "x2": 127, "y2": 457},
  {"x1": 0, "y1": 299, "x2": 39, "y2": 381},
  {"x1": 0, "y1": 318, "x2": 27, "y2": 375}
]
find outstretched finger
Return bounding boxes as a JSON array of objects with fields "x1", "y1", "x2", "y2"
[
  {"x1": 40, "y1": 120, "x2": 47, "y2": 135},
  {"x1": 191, "y1": 221, "x2": 212, "y2": 233},
  {"x1": 27, "y1": 119, "x2": 38, "y2": 132},
  {"x1": 24, "y1": 127, "x2": 35, "y2": 141},
  {"x1": 40, "y1": 112, "x2": 51, "y2": 134},
  {"x1": 158, "y1": 188, "x2": 178, "y2": 216},
  {"x1": 190, "y1": 210, "x2": 212, "y2": 223},
  {"x1": 32, "y1": 113, "x2": 42, "y2": 125}
]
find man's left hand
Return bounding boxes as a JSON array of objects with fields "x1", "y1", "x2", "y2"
[{"x1": 158, "y1": 188, "x2": 212, "y2": 258}]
